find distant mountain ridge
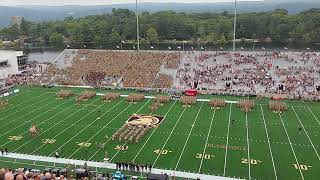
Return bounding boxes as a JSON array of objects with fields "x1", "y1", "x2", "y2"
[{"x1": 0, "y1": 1, "x2": 319, "y2": 28}]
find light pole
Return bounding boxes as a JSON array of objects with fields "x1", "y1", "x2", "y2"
[
  {"x1": 183, "y1": 40, "x2": 187, "y2": 52},
  {"x1": 121, "y1": 40, "x2": 124, "y2": 50},
  {"x1": 232, "y1": 0, "x2": 237, "y2": 53},
  {"x1": 136, "y1": 0, "x2": 140, "y2": 51},
  {"x1": 232, "y1": 0, "x2": 237, "y2": 73},
  {"x1": 253, "y1": 39, "x2": 258, "y2": 52}
]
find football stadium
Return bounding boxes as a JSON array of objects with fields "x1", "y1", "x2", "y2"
[
  {"x1": 1, "y1": 0, "x2": 320, "y2": 179},
  {"x1": 1, "y1": 49, "x2": 320, "y2": 180}
]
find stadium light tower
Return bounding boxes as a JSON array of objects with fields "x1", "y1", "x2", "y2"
[
  {"x1": 136, "y1": 0, "x2": 140, "y2": 51},
  {"x1": 233, "y1": 0, "x2": 237, "y2": 53}
]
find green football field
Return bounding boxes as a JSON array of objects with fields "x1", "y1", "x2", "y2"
[{"x1": 0, "y1": 86, "x2": 320, "y2": 180}]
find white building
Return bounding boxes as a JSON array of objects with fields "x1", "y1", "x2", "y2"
[{"x1": 0, "y1": 50, "x2": 28, "y2": 79}]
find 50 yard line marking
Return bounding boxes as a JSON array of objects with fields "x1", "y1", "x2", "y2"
[
  {"x1": 131, "y1": 101, "x2": 177, "y2": 162},
  {"x1": 278, "y1": 113, "x2": 305, "y2": 180},
  {"x1": 49, "y1": 98, "x2": 131, "y2": 157},
  {"x1": 245, "y1": 113, "x2": 251, "y2": 180},
  {"x1": 68, "y1": 98, "x2": 131, "y2": 158},
  {"x1": 260, "y1": 105, "x2": 278, "y2": 180},
  {"x1": 198, "y1": 108, "x2": 216, "y2": 173},
  {"x1": 107, "y1": 99, "x2": 153, "y2": 162},
  {"x1": 174, "y1": 102, "x2": 204, "y2": 171},
  {"x1": 292, "y1": 107, "x2": 320, "y2": 160},
  {"x1": 223, "y1": 104, "x2": 232, "y2": 176}
]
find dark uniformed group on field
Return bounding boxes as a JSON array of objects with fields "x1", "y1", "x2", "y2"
[
  {"x1": 237, "y1": 99, "x2": 255, "y2": 112},
  {"x1": 112, "y1": 123, "x2": 151, "y2": 143},
  {"x1": 180, "y1": 95, "x2": 197, "y2": 107},
  {"x1": 269, "y1": 100, "x2": 288, "y2": 112},
  {"x1": 127, "y1": 93, "x2": 145, "y2": 103},
  {"x1": 103, "y1": 92, "x2": 120, "y2": 102},
  {"x1": 209, "y1": 98, "x2": 226, "y2": 108},
  {"x1": 116, "y1": 162, "x2": 152, "y2": 173},
  {"x1": 76, "y1": 91, "x2": 96, "y2": 103},
  {"x1": 56, "y1": 90, "x2": 73, "y2": 99},
  {"x1": 149, "y1": 95, "x2": 171, "y2": 113}
]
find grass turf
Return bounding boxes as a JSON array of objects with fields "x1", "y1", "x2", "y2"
[{"x1": 0, "y1": 86, "x2": 319, "y2": 180}]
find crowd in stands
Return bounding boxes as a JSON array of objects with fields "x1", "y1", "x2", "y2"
[
  {"x1": 1, "y1": 49, "x2": 320, "y2": 99},
  {"x1": 176, "y1": 51, "x2": 320, "y2": 99},
  {"x1": 0, "y1": 168, "x2": 67, "y2": 180},
  {"x1": 40, "y1": 50, "x2": 180, "y2": 88}
]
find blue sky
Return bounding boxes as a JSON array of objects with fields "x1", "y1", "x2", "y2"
[{"x1": 1, "y1": 0, "x2": 263, "y2": 6}]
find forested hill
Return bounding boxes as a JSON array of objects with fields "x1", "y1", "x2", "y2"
[
  {"x1": 0, "y1": 1, "x2": 320, "y2": 27},
  {"x1": 1, "y1": 8, "x2": 320, "y2": 45}
]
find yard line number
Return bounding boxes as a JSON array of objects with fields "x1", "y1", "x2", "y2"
[
  {"x1": 115, "y1": 145, "x2": 128, "y2": 151},
  {"x1": 242, "y1": 158, "x2": 262, "y2": 165},
  {"x1": 293, "y1": 164, "x2": 312, "y2": 171},
  {"x1": 196, "y1": 153, "x2": 215, "y2": 160},
  {"x1": 153, "y1": 149, "x2": 172, "y2": 155}
]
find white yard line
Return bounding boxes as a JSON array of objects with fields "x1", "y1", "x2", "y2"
[
  {"x1": 30, "y1": 98, "x2": 102, "y2": 154},
  {"x1": 49, "y1": 98, "x2": 130, "y2": 157},
  {"x1": 278, "y1": 113, "x2": 305, "y2": 180},
  {"x1": 174, "y1": 102, "x2": 204, "y2": 171},
  {"x1": 67, "y1": 99, "x2": 129, "y2": 158},
  {"x1": 107, "y1": 99, "x2": 153, "y2": 162},
  {"x1": 131, "y1": 101, "x2": 177, "y2": 162},
  {"x1": 0, "y1": 93, "x2": 51, "y2": 122},
  {"x1": 198, "y1": 108, "x2": 216, "y2": 173},
  {"x1": 223, "y1": 104, "x2": 232, "y2": 176},
  {"x1": 292, "y1": 107, "x2": 320, "y2": 160},
  {"x1": 308, "y1": 107, "x2": 320, "y2": 126},
  {"x1": 12, "y1": 98, "x2": 116, "y2": 152},
  {"x1": 260, "y1": 105, "x2": 278, "y2": 180},
  {"x1": 152, "y1": 107, "x2": 187, "y2": 167},
  {"x1": 0, "y1": 90, "x2": 36, "y2": 112},
  {"x1": 0, "y1": 96, "x2": 62, "y2": 138},
  {"x1": 245, "y1": 113, "x2": 251, "y2": 180},
  {"x1": 2, "y1": 97, "x2": 75, "y2": 148}
]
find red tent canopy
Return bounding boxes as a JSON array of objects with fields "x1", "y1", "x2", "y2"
[{"x1": 185, "y1": 89, "x2": 197, "y2": 96}]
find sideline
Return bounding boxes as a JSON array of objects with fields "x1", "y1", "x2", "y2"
[{"x1": 1, "y1": 153, "x2": 240, "y2": 180}]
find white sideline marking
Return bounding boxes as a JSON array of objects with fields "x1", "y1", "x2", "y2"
[
  {"x1": 260, "y1": 105, "x2": 278, "y2": 180},
  {"x1": 174, "y1": 102, "x2": 204, "y2": 171},
  {"x1": 198, "y1": 108, "x2": 216, "y2": 173},
  {"x1": 223, "y1": 104, "x2": 232, "y2": 176},
  {"x1": 1, "y1": 152, "x2": 240, "y2": 180},
  {"x1": 292, "y1": 107, "x2": 320, "y2": 160},
  {"x1": 278, "y1": 113, "x2": 305, "y2": 180}
]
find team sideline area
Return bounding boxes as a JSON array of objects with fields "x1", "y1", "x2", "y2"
[{"x1": 0, "y1": 86, "x2": 319, "y2": 180}]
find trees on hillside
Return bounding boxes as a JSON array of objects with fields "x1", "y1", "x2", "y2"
[{"x1": 1, "y1": 8, "x2": 320, "y2": 45}]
